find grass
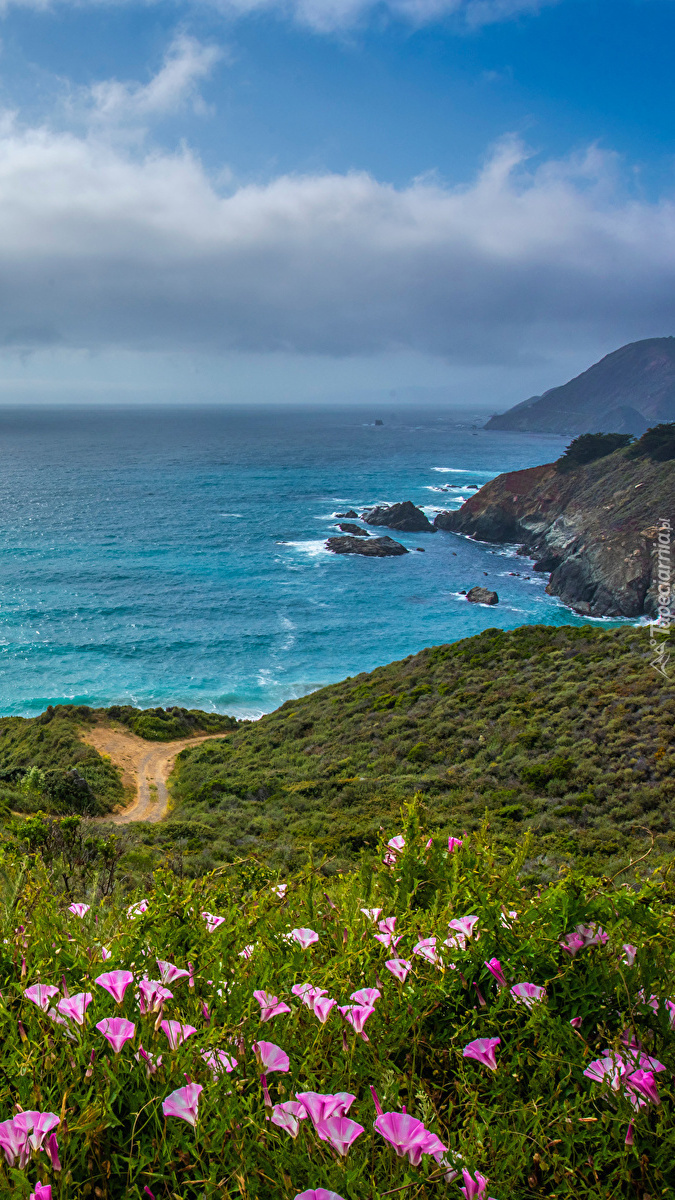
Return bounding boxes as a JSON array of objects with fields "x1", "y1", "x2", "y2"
[
  {"x1": 1, "y1": 803, "x2": 673, "y2": 1199},
  {"x1": 164, "y1": 625, "x2": 673, "y2": 880}
]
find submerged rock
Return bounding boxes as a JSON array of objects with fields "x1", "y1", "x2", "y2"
[
  {"x1": 466, "y1": 586, "x2": 499, "y2": 605},
  {"x1": 338, "y1": 523, "x2": 370, "y2": 536},
  {"x1": 326, "y1": 535, "x2": 409, "y2": 557},
  {"x1": 362, "y1": 500, "x2": 436, "y2": 533},
  {"x1": 335, "y1": 510, "x2": 359, "y2": 518}
]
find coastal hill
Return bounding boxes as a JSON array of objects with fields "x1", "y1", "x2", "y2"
[
  {"x1": 1, "y1": 626, "x2": 672, "y2": 881},
  {"x1": 485, "y1": 337, "x2": 675, "y2": 434},
  {"x1": 435, "y1": 429, "x2": 675, "y2": 618}
]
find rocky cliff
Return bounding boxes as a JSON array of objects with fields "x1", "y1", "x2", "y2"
[
  {"x1": 435, "y1": 449, "x2": 674, "y2": 617},
  {"x1": 486, "y1": 337, "x2": 675, "y2": 435}
]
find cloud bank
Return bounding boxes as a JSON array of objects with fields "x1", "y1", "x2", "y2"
[{"x1": 0, "y1": 114, "x2": 674, "y2": 363}]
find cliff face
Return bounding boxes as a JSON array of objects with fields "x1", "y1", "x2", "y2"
[
  {"x1": 486, "y1": 337, "x2": 675, "y2": 435},
  {"x1": 435, "y1": 451, "x2": 674, "y2": 618}
]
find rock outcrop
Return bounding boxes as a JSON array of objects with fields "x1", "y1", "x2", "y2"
[
  {"x1": 326, "y1": 535, "x2": 409, "y2": 557},
  {"x1": 338, "y1": 523, "x2": 369, "y2": 536},
  {"x1": 435, "y1": 448, "x2": 674, "y2": 618},
  {"x1": 362, "y1": 501, "x2": 436, "y2": 533},
  {"x1": 335, "y1": 510, "x2": 359, "y2": 518},
  {"x1": 486, "y1": 337, "x2": 675, "y2": 436},
  {"x1": 466, "y1": 587, "x2": 498, "y2": 605}
]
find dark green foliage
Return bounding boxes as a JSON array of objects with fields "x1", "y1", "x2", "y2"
[
  {"x1": 556, "y1": 432, "x2": 634, "y2": 471},
  {"x1": 104, "y1": 704, "x2": 238, "y2": 741},
  {"x1": 628, "y1": 421, "x2": 675, "y2": 462},
  {"x1": 0, "y1": 706, "x2": 124, "y2": 814},
  {"x1": 166, "y1": 625, "x2": 674, "y2": 879}
]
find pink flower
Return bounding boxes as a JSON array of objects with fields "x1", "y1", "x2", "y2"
[
  {"x1": 293, "y1": 1191, "x2": 346, "y2": 1200},
  {"x1": 413, "y1": 937, "x2": 441, "y2": 966},
  {"x1": 637, "y1": 989, "x2": 659, "y2": 1013},
  {"x1": 201, "y1": 1049, "x2": 237, "y2": 1078},
  {"x1": 253, "y1": 1041, "x2": 290, "y2": 1073},
  {"x1": 374, "y1": 1112, "x2": 430, "y2": 1164},
  {"x1": 289, "y1": 928, "x2": 319, "y2": 949},
  {"x1": 621, "y1": 944, "x2": 638, "y2": 966},
  {"x1": 313, "y1": 997, "x2": 337, "y2": 1024},
  {"x1": 296, "y1": 1092, "x2": 356, "y2": 1128},
  {"x1": 239, "y1": 944, "x2": 255, "y2": 959},
  {"x1": 445, "y1": 932, "x2": 466, "y2": 952},
  {"x1": 95, "y1": 970, "x2": 134, "y2": 1004},
  {"x1": 162, "y1": 1082, "x2": 202, "y2": 1127},
  {"x1": 156, "y1": 959, "x2": 190, "y2": 986},
  {"x1": 665, "y1": 999, "x2": 675, "y2": 1029},
  {"x1": 270, "y1": 1100, "x2": 307, "y2": 1138},
  {"x1": 449, "y1": 915, "x2": 479, "y2": 940},
  {"x1": 360, "y1": 908, "x2": 382, "y2": 922},
  {"x1": 387, "y1": 835, "x2": 405, "y2": 854},
  {"x1": 349, "y1": 987, "x2": 381, "y2": 1006},
  {"x1": 463, "y1": 1038, "x2": 500, "y2": 1071},
  {"x1": 625, "y1": 1119, "x2": 635, "y2": 1146},
  {"x1": 57, "y1": 991, "x2": 92, "y2": 1026},
  {"x1": 374, "y1": 931, "x2": 402, "y2": 949},
  {"x1": 96, "y1": 1017, "x2": 136, "y2": 1053},
  {"x1": 385, "y1": 958, "x2": 412, "y2": 982},
  {"x1": 138, "y1": 979, "x2": 173, "y2": 1014},
  {"x1": 627, "y1": 1069, "x2": 661, "y2": 1106},
  {"x1": 292, "y1": 983, "x2": 328, "y2": 1009},
  {"x1": 559, "y1": 932, "x2": 586, "y2": 957},
  {"x1": 271, "y1": 884, "x2": 288, "y2": 898},
  {"x1": 160, "y1": 1020, "x2": 197, "y2": 1049},
  {"x1": 378, "y1": 916, "x2": 397, "y2": 935},
  {"x1": 127, "y1": 899, "x2": 149, "y2": 918},
  {"x1": 570, "y1": 1017, "x2": 583, "y2": 1029},
  {"x1": 135, "y1": 1044, "x2": 162, "y2": 1076},
  {"x1": 510, "y1": 982, "x2": 546, "y2": 1009},
  {"x1": 67, "y1": 903, "x2": 90, "y2": 918},
  {"x1": 583, "y1": 1056, "x2": 625, "y2": 1091},
  {"x1": 253, "y1": 990, "x2": 292, "y2": 1022},
  {"x1": 448, "y1": 837, "x2": 463, "y2": 853},
  {"x1": 101, "y1": 947, "x2": 112, "y2": 961},
  {"x1": 484, "y1": 959, "x2": 506, "y2": 988},
  {"x1": 338, "y1": 1004, "x2": 375, "y2": 1039},
  {"x1": 30, "y1": 1183, "x2": 51, "y2": 1200},
  {"x1": 11, "y1": 1112, "x2": 59, "y2": 1169},
  {"x1": 0, "y1": 1119, "x2": 24, "y2": 1168},
  {"x1": 316, "y1": 1116, "x2": 364, "y2": 1157},
  {"x1": 201, "y1": 911, "x2": 226, "y2": 933},
  {"x1": 500, "y1": 910, "x2": 518, "y2": 929},
  {"x1": 460, "y1": 1169, "x2": 489, "y2": 1199},
  {"x1": 24, "y1": 984, "x2": 59, "y2": 1012}
]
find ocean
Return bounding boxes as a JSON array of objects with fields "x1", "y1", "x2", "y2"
[{"x1": 0, "y1": 405, "x2": 609, "y2": 718}]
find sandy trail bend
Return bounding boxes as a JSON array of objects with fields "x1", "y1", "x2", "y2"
[{"x1": 82, "y1": 726, "x2": 225, "y2": 824}]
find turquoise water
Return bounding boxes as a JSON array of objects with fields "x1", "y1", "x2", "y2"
[{"x1": 0, "y1": 405, "x2": 597, "y2": 718}]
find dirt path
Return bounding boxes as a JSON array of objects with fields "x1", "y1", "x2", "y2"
[{"x1": 82, "y1": 726, "x2": 225, "y2": 824}]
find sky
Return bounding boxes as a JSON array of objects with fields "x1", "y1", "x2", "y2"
[{"x1": 1, "y1": 0, "x2": 675, "y2": 408}]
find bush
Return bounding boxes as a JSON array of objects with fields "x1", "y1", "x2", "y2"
[
  {"x1": 556, "y1": 432, "x2": 633, "y2": 472},
  {"x1": 628, "y1": 422, "x2": 675, "y2": 462}
]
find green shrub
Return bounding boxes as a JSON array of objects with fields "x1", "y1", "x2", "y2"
[{"x1": 556, "y1": 432, "x2": 634, "y2": 471}]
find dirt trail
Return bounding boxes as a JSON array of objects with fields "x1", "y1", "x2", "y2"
[{"x1": 82, "y1": 726, "x2": 225, "y2": 824}]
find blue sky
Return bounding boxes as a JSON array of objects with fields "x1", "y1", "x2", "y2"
[{"x1": 0, "y1": 0, "x2": 674, "y2": 407}]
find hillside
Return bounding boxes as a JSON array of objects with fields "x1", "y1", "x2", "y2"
[
  {"x1": 434, "y1": 437, "x2": 674, "y2": 618},
  {"x1": 167, "y1": 625, "x2": 674, "y2": 879},
  {"x1": 485, "y1": 337, "x2": 675, "y2": 434},
  {"x1": 0, "y1": 703, "x2": 236, "y2": 816}
]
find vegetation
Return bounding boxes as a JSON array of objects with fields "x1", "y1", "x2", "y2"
[
  {"x1": 555, "y1": 433, "x2": 634, "y2": 472},
  {"x1": 0, "y1": 704, "x2": 237, "y2": 818},
  {"x1": 628, "y1": 422, "x2": 675, "y2": 462},
  {"x1": 165, "y1": 625, "x2": 673, "y2": 880},
  {"x1": 104, "y1": 706, "x2": 237, "y2": 742},
  {"x1": 1, "y1": 810, "x2": 673, "y2": 1200}
]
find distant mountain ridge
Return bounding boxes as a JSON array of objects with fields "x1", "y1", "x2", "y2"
[{"x1": 486, "y1": 337, "x2": 675, "y2": 435}]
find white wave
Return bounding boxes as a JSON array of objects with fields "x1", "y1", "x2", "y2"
[
  {"x1": 285, "y1": 539, "x2": 331, "y2": 558},
  {"x1": 431, "y1": 467, "x2": 493, "y2": 474},
  {"x1": 220, "y1": 512, "x2": 244, "y2": 517}
]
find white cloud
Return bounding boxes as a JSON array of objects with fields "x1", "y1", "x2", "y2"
[
  {"x1": 0, "y1": 119, "x2": 673, "y2": 364},
  {"x1": 83, "y1": 34, "x2": 222, "y2": 125},
  {"x1": 0, "y1": 0, "x2": 560, "y2": 31}
]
